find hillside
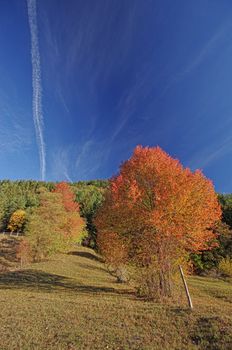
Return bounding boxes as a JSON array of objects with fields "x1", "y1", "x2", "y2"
[{"x1": 0, "y1": 241, "x2": 231, "y2": 350}]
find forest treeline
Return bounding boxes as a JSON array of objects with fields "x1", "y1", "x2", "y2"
[{"x1": 0, "y1": 179, "x2": 107, "y2": 247}]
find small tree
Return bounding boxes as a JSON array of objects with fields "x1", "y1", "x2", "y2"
[
  {"x1": 25, "y1": 190, "x2": 67, "y2": 261},
  {"x1": 16, "y1": 239, "x2": 33, "y2": 267},
  {"x1": 7, "y1": 209, "x2": 26, "y2": 235},
  {"x1": 54, "y1": 182, "x2": 86, "y2": 245}
]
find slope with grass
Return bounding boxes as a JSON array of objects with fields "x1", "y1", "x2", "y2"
[
  {"x1": 0, "y1": 235, "x2": 19, "y2": 272},
  {"x1": 0, "y1": 240, "x2": 232, "y2": 350}
]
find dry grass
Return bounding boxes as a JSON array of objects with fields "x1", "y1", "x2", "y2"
[
  {"x1": 0, "y1": 235, "x2": 20, "y2": 271},
  {"x1": 0, "y1": 237, "x2": 231, "y2": 349}
]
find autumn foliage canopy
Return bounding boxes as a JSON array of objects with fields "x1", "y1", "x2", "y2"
[
  {"x1": 95, "y1": 146, "x2": 221, "y2": 294},
  {"x1": 54, "y1": 182, "x2": 80, "y2": 212}
]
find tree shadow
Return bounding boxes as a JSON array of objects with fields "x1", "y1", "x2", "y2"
[
  {"x1": 68, "y1": 250, "x2": 104, "y2": 263},
  {"x1": 190, "y1": 316, "x2": 232, "y2": 348},
  {"x1": 0, "y1": 269, "x2": 132, "y2": 297},
  {"x1": 78, "y1": 263, "x2": 107, "y2": 273},
  {"x1": 169, "y1": 306, "x2": 192, "y2": 316}
]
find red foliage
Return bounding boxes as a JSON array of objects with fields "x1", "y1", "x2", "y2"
[
  {"x1": 96, "y1": 146, "x2": 222, "y2": 262},
  {"x1": 54, "y1": 182, "x2": 79, "y2": 212},
  {"x1": 54, "y1": 182, "x2": 85, "y2": 241},
  {"x1": 97, "y1": 231, "x2": 128, "y2": 266}
]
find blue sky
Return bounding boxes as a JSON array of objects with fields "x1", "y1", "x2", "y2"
[{"x1": 0, "y1": 0, "x2": 232, "y2": 192}]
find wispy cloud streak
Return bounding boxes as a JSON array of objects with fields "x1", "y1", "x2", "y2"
[
  {"x1": 52, "y1": 147, "x2": 74, "y2": 182},
  {"x1": 187, "y1": 133, "x2": 232, "y2": 171},
  {"x1": 154, "y1": 22, "x2": 231, "y2": 103},
  {"x1": 27, "y1": 0, "x2": 46, "y2": 180}
]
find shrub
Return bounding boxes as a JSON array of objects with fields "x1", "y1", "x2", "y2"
[
  {"x1": 218, "y1": 257, "x2": 232, "y2": 277},
  {"x1": 7, "y1": 209, "x2": 26, "y2": 235}
]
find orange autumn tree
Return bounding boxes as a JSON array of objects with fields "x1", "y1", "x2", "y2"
[
  {"x1": 54, "y1": 182, "x2": 85, "y2": 244},
  {"x1": 95, "y1": 146, "x2": 221, "y2": 298}
]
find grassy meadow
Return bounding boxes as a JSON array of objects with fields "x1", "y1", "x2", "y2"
[{"x1": 0, "y1": 236, "x2": 231, "y2": 350}]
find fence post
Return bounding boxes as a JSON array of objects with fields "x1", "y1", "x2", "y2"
[{"x1": 179, "y1": 265, "x2": 193, "y2": 309}]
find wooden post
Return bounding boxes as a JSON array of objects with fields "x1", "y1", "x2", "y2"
[{"x1": 179, "y1": 265, "x2": 193, "y2": 310}]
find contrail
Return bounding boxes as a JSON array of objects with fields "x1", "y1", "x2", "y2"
[{"x1": 27, "y1": 0, "x2": 46, "y2": 180}]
